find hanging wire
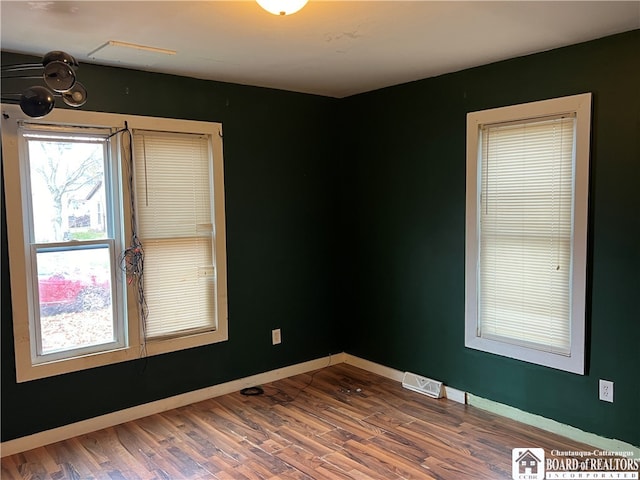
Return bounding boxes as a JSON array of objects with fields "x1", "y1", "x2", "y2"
[{"x1": 110, "y1": 122, "x2": 148, "y2": 358}]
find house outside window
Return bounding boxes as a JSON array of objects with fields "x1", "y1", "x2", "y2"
[
  {"x1": 465, "y1": 93, "x2": 592, "y2": 375},
  {"x1": 1, "y1": 105, "x2": 228, "y2": 382}
]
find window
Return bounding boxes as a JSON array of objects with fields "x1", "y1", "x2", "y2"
[
  {"x1": 2, "y1": 105, "x2": 228, "y2": 381},
  {"x1": 132, "y1": 130, "x2": 227, "y2": 356},
  {"x1": 465, "y1": 93, "x2": 591, "y2": 374},
  {"x1": 14, "y1": 126, "x2": 124, "y2": 365}
]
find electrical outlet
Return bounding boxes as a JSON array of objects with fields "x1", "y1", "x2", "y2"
[
  {"x1": 271, "y1": 328, "x2": 281, "y2": 345},
  {"x1": 599, "y1": 379, "x2": 614, "y2": 403}
]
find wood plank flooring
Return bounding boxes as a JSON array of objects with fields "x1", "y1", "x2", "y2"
[{"x1": 1, "y1": 363, "x2": 601, "y2": 479}]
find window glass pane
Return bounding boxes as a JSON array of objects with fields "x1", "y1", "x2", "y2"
[
  {"x1": 27, "y1": 139, "x2": 108, "y2": 243},
  {"x1": 37, "y1": 246, "x2": 114, "y2": 354}
]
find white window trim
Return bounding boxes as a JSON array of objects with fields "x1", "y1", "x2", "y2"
[
  {"x1": 2, "y1": 104, "x2": 228, "y2": 382},
  {"x1": 465, "y1": 93, "x2": 592, "y2": 375}
]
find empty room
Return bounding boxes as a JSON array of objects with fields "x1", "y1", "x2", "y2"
[{"x1": 1, "y1": 1, "x2": 639, "y2": 479}]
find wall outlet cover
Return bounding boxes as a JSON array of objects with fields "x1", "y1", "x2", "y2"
[{"x1": 599, "y1": 379, "x2": 614, "y2": 403}]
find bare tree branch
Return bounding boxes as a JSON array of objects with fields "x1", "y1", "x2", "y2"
[{"x1": 33, "y1": 141, "x2": 102, "y2": 240}]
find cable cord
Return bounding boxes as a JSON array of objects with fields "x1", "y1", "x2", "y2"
[
  {"x1": 241, "y1": 354, "x2": 333, "y2": 404},
  {"x1": 112, "y1": 122, "x2": 148, "y2": 359}
]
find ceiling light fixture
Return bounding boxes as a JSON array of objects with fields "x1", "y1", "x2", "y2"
[
  {"x1": 256, "y1": 0, "x2": 308, "y2": 16},
  {"x1": 1, "y1": 50, "x2": 87, "y2": 118}
]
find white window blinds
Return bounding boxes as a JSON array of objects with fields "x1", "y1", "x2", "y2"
[
  {"x1": 133, "y1": 131, "x2": 217, "y2": 339},
  {"x1": 478, "y1": 116, "x2": 576, "y2": 354}
]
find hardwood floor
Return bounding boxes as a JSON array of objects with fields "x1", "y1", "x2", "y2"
[{"x1": 1, "y1": 363, "x2": 600, "y2": 479}]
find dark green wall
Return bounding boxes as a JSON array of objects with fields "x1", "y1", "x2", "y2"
[
  {"x1": 1, "y1": 53, "x2": 342, "y2": 441},
  {"x1": 342, "y1": 30, "x2": 640, "y2": 446},
  {"x1": 2, "y1": 30, "x2": 639, "y2": 447}
]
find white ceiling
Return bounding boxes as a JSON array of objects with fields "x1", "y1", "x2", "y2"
[{"x1": 1, "y1": 1, "x2": 639, "y2": 98}]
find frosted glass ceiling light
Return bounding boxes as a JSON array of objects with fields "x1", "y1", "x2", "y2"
[{"x1": 257, "y1": 0, "x2": 308, "y2": 16}]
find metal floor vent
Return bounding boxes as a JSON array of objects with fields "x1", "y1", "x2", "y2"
[{"x1": 402, "y1": 372, "x2": 443, "y2": 398}]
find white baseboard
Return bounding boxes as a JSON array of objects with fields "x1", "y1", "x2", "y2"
[
  {"x1": 0, "y1": 353, "x2": 345, "y2": 457},
  {"x1": 342, "y1": 353, "x2": 404, "y2": 381},
  {"x1": 443, "y1": 385, "x2": 467, "y2": 404},
  {"x1": 467, "y1": 393, "x2": 640, "y2": 458},
  {"x1": 342, "y1": 354, "x2": 467, "y2": 404},
  {"x1": 341, "y1": 354, "x2": 638, "y2": 454},
  {"x1": 2, "y1": 352, "x2": 636, "y2": 459}
]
